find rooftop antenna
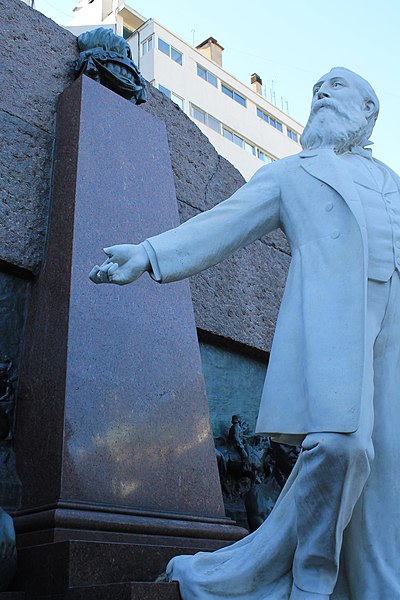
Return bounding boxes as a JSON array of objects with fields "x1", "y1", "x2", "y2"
[
  {"x1": 263, "y1": 84, "x2": 268, "y2": 99},
  {"x1": 280, "y1": 96, "x2": 290, "y2": 114},
  {"x1": 269, "y1": 79, "x2": 277, "y2": 105}
]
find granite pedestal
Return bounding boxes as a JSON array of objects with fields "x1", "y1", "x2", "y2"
[{"x1": 13, "y1": 76, "x2": 245, "y2": 597}]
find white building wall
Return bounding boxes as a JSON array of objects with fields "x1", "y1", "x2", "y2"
[{"x1": 68, "y1": 3, "x2": 303, "y2": 181}]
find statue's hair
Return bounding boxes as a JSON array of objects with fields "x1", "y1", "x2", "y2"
[
  {"x1": 78, "y1": 27, "x2": 132, "y2": 59},
  {"x1": 327, "y1": 67, "x2": 379, "y2": 137}
]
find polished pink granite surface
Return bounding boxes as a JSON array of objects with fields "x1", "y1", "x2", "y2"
[{"x1": 16, "y1": 76, "x2": 227, "y2": 524}]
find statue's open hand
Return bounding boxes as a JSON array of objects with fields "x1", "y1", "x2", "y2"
[{"x1": 89, "y1": 244, "x2": 150, "y2": 285}]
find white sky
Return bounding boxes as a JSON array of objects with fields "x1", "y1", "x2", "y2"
[{"x1": 33, "y1": 0, "x2": 400, "y2": 171}]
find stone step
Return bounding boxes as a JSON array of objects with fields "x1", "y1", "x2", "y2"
[
  {"x1": 15, "y1": 540, "x2": 211, "y2": 596},
  {"x1": 37, "y1": 582, "x2": 181, "y2": 600}
]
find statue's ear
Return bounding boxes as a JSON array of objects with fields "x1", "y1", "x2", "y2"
[{"x1": 364, "y1": 99, "x2": 375, "y2": 117}]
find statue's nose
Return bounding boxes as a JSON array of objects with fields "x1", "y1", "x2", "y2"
[{"x1": 317, "y1": 91, "x2": 330, "y2": 100}]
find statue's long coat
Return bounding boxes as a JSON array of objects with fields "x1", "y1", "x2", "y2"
[{"x1": 146, "y1": 148, "x2": 399, "y2": 436}]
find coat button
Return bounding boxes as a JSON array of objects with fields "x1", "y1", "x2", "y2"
[
  {"x1": 325, "y1": 202, "x2": 334, "y2": 212},
  {"x1": 331, "y1": 230, "x2": 340, "y2": 239}
]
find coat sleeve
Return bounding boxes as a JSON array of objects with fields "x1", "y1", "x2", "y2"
[{"x1": 143, "y1": 162, "x2": 282, "y2": 283}]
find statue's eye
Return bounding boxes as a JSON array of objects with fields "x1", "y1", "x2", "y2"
[{"x1": 332, "y1": 81, "x2": 343, "y2": 88}]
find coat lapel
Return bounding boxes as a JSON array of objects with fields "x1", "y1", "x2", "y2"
[
  {"x1": 299, "y1": 149, "x2": 367, "y2": 230},
  {"x1": 299, "y1": 149, "x2": 368, "y2": 272}
]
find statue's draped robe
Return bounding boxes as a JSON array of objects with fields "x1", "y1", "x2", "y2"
[{"x1": 143, "y1": 149, "x2": 400, "y2": 599}]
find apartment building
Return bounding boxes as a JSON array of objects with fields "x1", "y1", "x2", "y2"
[{"x1": 68, "y1": 0, "x2": 303, "y2": 180}]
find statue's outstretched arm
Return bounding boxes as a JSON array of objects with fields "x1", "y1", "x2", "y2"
[{"x1": 90, "y1": 162, "x2": 281, "y2": 286}]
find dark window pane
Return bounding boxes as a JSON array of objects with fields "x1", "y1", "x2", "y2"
[
  {"x1": 222, "y1": 84, "x2": 233, "y2": 99},
  {"x1": 123, "y1": 26, "x2": 134, "y2": 40},
  {"x1": 223, "y1": 128, "x2": 233, "y2": 141},
  {"x1": 276, "y1": 121, "x2": 283, "y2": 132},
  {"x1": 207, "y1": 72, "x2": 218, "y2": 87},
  {"x1": 233, "y1": 92, "x2": 246, "y2": 107},
  {"x1": 207, "y1": 115, "x2": 221, "y2": 133},
  {"x1": 197, "y1": 65, "x2": 207, "y2": 80},
  {"x1": 191, "y1": 105, "x2": 206, "y2": 123},
  {"x1": 158, "y1": 38, "x2": 170, "y2": 56},
  {"x1": 257, "y1": 108, "x2": 268, "y2": 122},
  {"x1": 233, "y1": 133, "x2": 244, "y2": 147},
  {"x1": 171, "y1": 47, "x2": 182, "y2": 64}
]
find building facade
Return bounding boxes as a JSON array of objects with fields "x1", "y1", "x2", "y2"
[{"x1": 68, "y1": 0, "x2": 303, "y2": 180}]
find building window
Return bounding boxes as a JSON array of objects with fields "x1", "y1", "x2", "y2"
[
  {"x1": 245, "y1": 142, "x2": 256, "y2": 156},
  {"x1": 207, "y1": 114, "x2": 221, "y2": 133},
  {"x1": 171, "y1": 92, "x2": 184, "y2": 110},
  {"x1": 221, "y1": 84, "x2": 247, "y2": 107},
  {"x1": 256, "y1": 108, "x2": 283, "y2": 132},
  {"x1": 157, "y1": 37, "x2": 183, "y2": 65},
  {"x1": 287, "y1": 128, "x2": 299, "y2": 142},
  {"x1": 197, "y1": 65, "x2": 218, "y2": 88},
  {"x1": 222, "y1": 127, "x2": 233, "y2": 142},
  {"x1": 191, "y1": 105, "x2": 221, "y2": 133},
  {"x1": 123, "y1": 26, "x2": 134, "y2": 40},
  {"x1": 232, "y1": 132, "x2": 244, "y2": 148},
  {"x1": 257, "y1": 149, "x2": 273, "y2": 164},
  {"x1": 190, "y1": 104, "x2": 273, "y2": 162},
  {"x1": 171, "y1": 47, "x2": 183, "y2": 64},
  {"x1": 141, "y1": 36, "x2": 153, "y2": 55},
  {"x1": 190, "y1": 104, "x2": 206, "y2": 124},
  {"x1": 158, "y1": 38, "x2": 170, "y2": 56},
  {"x1": 223, "y1": 128, "x2": 250, "y2": 149},
  {"x1": 158, "y1": 85, "x2": 184, "y2": 110}
]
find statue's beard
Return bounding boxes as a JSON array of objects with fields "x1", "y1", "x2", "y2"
[{"x1": 300, "y1": 99, "x2": 370, "y2": 154}]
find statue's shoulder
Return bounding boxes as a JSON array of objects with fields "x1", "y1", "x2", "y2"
[
  {"x1": 373, "y1": 157, "x2": 400, "y2": 182},
  {"x1": 255, "y1": 154, "x2": 301, "y2": 179}
]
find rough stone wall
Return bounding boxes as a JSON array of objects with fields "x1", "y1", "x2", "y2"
[
  {"x1": 0, "y1": 0, "x2": 290, "y2": 356},
  {"x1": 0, "y1": 0, "x2": 78, "y2": 274}
]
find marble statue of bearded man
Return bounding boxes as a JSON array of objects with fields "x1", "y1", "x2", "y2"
[{"x1": 90, "y1": 67, "x2": 400, "y2": 599}]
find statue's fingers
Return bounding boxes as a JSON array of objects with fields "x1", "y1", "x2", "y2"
[
  {"x1": 99, "y1": 263, "x2": 113, "y2": 274},
  {"x1": 108, "y1": 263, "x2": 119, "y2": 275},
  {"x1": 89, "y1": 265, "x2": 103, "y2": 284},
  {"x1": 97, "y1": 264, "x2": 113, "y2": 283},
  {"x1": 108, "y1": 265, "x2": 128, "y2": 285}
]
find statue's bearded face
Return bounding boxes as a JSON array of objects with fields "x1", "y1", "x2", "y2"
[{"x1": 301, "y1": 68, "x2": 378, "y2": 153}]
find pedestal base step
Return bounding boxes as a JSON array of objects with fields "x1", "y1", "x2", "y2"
[
  {"x1": 37, "y1": 582, "x2": 181, "y2": 600},
  {"x1": 15, "y1": 539, "x2": 210, "y2": 596}
]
